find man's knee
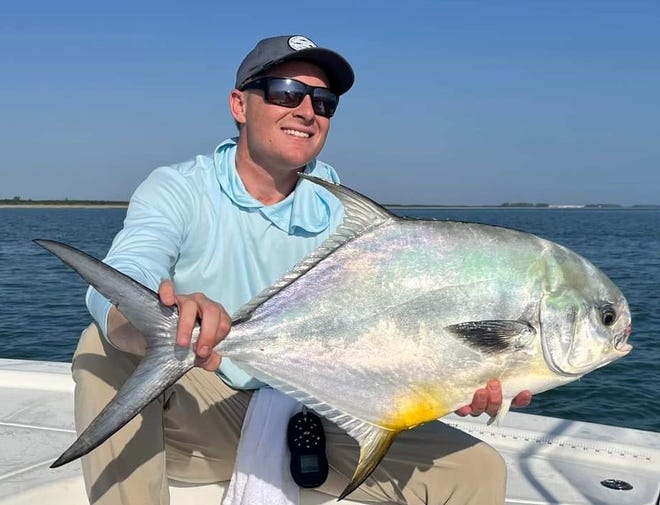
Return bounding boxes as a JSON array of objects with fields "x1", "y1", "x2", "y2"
[
  {"x1": 72, "y1": 322, "x2": 140, "y2": 388},
  {"x1": 73, "y1": 322, "x2": 103, "y2": 358},
  {"x1": 449, "y1": 442, "x2": 507, "y2": 503},
  {"x1": 462, "y1": 441, "x2": 506, "y2": 481}
]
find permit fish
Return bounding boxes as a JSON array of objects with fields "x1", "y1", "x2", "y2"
[{"x1": 35, "y1": 174, "x2": 632, "y2": 499}]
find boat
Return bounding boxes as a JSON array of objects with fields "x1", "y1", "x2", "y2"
[{"x1": 1, "y1": 357, "x2": 659, "y2": 505}]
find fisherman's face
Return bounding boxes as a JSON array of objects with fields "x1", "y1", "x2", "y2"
[{"x1": 232, "y1": 61, "x2": 332, "y2": 173}]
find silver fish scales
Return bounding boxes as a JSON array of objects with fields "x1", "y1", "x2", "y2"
[{"x1": 35, "y1": 174, "x2": 632, "y2": 499}]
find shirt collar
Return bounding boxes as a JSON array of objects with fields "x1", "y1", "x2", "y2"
[{"x1": 213, "y1": 138, "x2": 337, "y2": 234}]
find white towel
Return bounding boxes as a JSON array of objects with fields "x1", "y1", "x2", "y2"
[{"x1": 222, "y1": 387, "x2": 301, "y2": 505}]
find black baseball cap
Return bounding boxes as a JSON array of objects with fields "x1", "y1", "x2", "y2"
[{"x1": 235, "y1": 35, "x2": 354, "y2": 95}]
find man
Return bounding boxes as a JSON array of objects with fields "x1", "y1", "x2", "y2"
[{"x1": 74, "y1": 35, "x2": 531, "y2": 504}]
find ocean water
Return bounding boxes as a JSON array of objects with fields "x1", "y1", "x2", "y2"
[{"x1": 0, "y1": 206, "x2": 658, "y2": 433}]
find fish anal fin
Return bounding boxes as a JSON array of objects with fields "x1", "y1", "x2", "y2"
[
  {"x1": 338, "y1": 423, "x2": 398, "y2": 500},
  {"x1": 446, "y1": 319, "x2": 535, "y2": 354},
  {"x1": 227, "y1": 377, "x2": 400, "y2": 501}
]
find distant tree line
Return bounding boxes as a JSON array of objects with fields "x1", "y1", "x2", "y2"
[
  {"x1": 500, "y1": 202, "x2": 550, "y2": 208},
  {"x1": 1, "y1": 196, "x2": 128, "y2": 206}
]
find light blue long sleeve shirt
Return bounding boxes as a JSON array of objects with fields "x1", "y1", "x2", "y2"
[{"x1": 86, "y1": 137, "x2": 344, "y2": 389}]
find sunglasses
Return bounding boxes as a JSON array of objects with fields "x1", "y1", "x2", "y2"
[{"x1": 240, "y1": 77, "x2": 339, "y2": 118}]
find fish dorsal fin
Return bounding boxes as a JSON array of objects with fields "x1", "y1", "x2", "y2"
[
  {"x1": 299, "y1": 173, "x2": 395, "y2": 231},
  {"x1": 445, "y1": 319, "x2": 536, "y2": 354},
  {"x1": 232, "y1": 175, "x2": 396, "y2": 323}
]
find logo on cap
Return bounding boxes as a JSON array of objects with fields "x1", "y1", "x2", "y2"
[{"x1": 288, "y1": 36, "x2": 317, "y2": 51}]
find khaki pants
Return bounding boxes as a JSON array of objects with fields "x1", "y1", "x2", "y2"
[{"x1": 72, "y1": 323, "x2": 506, "y2": 505}]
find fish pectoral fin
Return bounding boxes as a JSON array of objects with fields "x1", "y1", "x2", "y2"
[
  {"x1": 487, "y1": 398, "x2": 512, "y2": 426},
  {"x1": 445, "y1": 319, "x2": 536, "y2": 354},
  {"x1": 338, "y1": 422, "x2": 399, "y2": 500}
]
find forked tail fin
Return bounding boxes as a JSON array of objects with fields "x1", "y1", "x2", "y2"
[
  {"x1": 34, "y1": 239, "x2": 195, "y2": 467},
  {"x1": 51, "y1": 345, "x2": 193, "y2": 467}
]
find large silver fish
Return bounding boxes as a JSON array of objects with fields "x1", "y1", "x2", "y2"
[{"x1": 35, "y1": 175, "x2": 632, "y2": 499}]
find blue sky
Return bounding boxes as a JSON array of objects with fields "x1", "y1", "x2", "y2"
[{"x1": 2, "y1": 0, "x2": 658, "y2": 205}]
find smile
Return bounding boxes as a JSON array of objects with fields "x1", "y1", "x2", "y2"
[{"x1": 283, "y1": 128, "x2": 310, "y2": 138}]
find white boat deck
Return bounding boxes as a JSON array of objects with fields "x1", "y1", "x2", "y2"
[{"x1": 1, "y1": 358, "x2": 659, "y2": 504}]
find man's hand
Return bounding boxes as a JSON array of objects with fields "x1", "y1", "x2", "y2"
[
  {"x1": 159, "y1": 279, "x2": 231, "y2": 371},
  {"x1": 454, "y1": 379, "x2": 532, "y2": 418}
]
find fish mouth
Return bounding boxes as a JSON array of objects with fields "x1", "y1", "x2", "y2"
[{"x1": 614, "y1": 325, "x2": 633, "y2": 353}]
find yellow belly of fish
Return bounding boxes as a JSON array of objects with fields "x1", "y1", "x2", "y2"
[{"x1": 381, "y1": 386, "x2": 452, "y2": 430}]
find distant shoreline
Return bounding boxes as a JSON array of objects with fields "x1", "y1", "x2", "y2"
[
  {"x1": 1, "y1": 201, "x2": 658, "y2": 210},
  {"x1": 0, "y1": 204, "x2": 128, "y2": 209},
  {"x1": 0, "y1": 201, "x2": 128, "y2": 209},
  {"x1": 386, "y1": 204, "x2": 660, "y2": 210}
]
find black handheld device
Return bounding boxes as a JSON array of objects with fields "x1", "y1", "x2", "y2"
[{"x1": 287, "y1": 409, "x2": 329, "y2": 488}]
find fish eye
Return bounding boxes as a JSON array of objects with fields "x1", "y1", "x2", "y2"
[{"x1": 600, "y1": 306, "x2": 617, "y2": 326}]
